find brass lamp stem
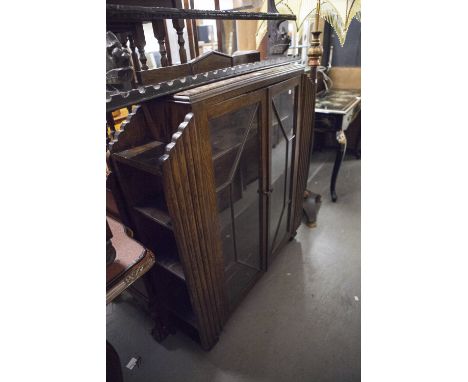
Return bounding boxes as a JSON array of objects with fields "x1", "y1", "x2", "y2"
[
  {"x1": 302, "y1": 0, "x2": 324, "y2": 222},
  {"x1": 308, "y1": 0, "x2": 323, "y2": 71},
  {"x1": 314, "y1": 0, "x2": 321, "y2": 33}
]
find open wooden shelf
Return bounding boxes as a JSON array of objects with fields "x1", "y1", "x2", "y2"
[
  {"x1": 134, "y1": 204, "x2": 172, "y2": 231},
  {"x1": 153, "y1": 266, "x2": 198, "y2": 330},
  {"x1": 155, "y1": 250, "x2": 185, "y2": 280},
  {"x1": 113, "y1": 140, "x2": 166, "y2": 176}
]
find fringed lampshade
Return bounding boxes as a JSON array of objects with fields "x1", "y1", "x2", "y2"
[{"x1": 257, "y1": 0, "x2": 361, "y2": 47}]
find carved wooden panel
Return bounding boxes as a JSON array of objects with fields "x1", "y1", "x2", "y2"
[
  {"x1": 160, "y1": 113, "x2": 226, "y2": 350},
  {"x1": 107, "y1": 105, "x2": 154, "y2": 233},
  {"x1": 109, "y1": 57, "x2": 298, "y2": 111},
  {"x1": 107, "y1": 103, "x2": 175, "y2": 154},
  {"x1": 137, "y1": 64, "x2": 188, "y2": 85},
  {"x1": 136, "y1": 50, "x2": 261, "y2": 86},
  {"x1": 190, "y1": 51, "x2": 231, "y2": 74},
  {"x1": 108, "y1": 106, "x2": 150, "y2": 154}
]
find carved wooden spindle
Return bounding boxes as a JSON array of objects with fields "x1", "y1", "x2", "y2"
[
  {"x1": 133, "y1": 23, "x2": 149, "y2": 70},
  {"x1": 117, "y1": 33, "x2": 135, "y2": 87},
  {"x1": 152, "y1": 20, "x2": 169, "y2": 67},
  {"x1": 172, "y1": 19, "x2": 188, "y2": 64},
  {"x1": 127, "y1": 33, "x2": 141, "y2": 72}
]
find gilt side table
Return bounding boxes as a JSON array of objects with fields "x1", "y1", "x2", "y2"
[{"x1": 106, "y1": 218, "x2": 155, "y2": 304}]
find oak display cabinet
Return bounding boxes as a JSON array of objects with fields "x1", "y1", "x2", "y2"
[{"x1": 110, "y1": 62, "x2": 314, "y2": 350}]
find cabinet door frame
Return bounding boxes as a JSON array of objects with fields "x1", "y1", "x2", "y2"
[
  {"x1": 202, "y1": 88, "x2": 269, "y2": 273},
  {"x1": 266, "y1": 76, "x2": 302, "y2": 264}
]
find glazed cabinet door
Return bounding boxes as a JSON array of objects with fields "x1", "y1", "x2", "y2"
[
  {"x1": 267, "y1": 77, "x2": 301, "y2": 262},
  {"x1": 205, "y1": 89, "x2": 268, "y2": 309}
]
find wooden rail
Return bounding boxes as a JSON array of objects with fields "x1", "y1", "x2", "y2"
[{"x1": 107, "y1": 4, "x2": 296, "y2": 21}]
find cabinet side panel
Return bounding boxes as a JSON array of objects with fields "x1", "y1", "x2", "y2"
[
  {"x1": 189, "y1": 108, "x2": 227, "y2": 322},
  {"x1": 161, "y1": 113, "x2": 226, "y2": 350},
  {"x1": 292, "y1": 73, "x2": 316, "y2": 231}
]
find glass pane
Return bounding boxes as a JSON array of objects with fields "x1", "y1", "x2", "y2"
[
  {"x1": 208, "y1": 103, "x2": 261, "y2": 297},
  {"x1": 269, "y1": 87, "x2": 296, "y2": 252}
]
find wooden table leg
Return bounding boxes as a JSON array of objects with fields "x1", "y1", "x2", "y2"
[{"x1": 330, "y1": 130, "x2": 347, "y2": 202}]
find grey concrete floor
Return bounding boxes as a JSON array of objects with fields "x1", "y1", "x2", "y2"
[{"x1": 107, "y1": 151, "x2": 361, "y2": 382}]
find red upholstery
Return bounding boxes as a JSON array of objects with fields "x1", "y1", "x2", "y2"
[{"x1": 106, "y1": 218, "x2": 146, "y2": 286}]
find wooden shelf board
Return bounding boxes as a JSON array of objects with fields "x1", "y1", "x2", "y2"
[
  {"x1": 113, "y1": 141, "x2": 166, "y2": 176},
  {"x1": 156, "y1": 251, "x2": 185, "y2": 281},
  {"x1": 134, "y1": 205, "x2": 173, "y2": 231}
]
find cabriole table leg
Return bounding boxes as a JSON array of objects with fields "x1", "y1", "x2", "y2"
[{"x1": 330, "y1": 130, "x2": 347, "y2": 202}]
